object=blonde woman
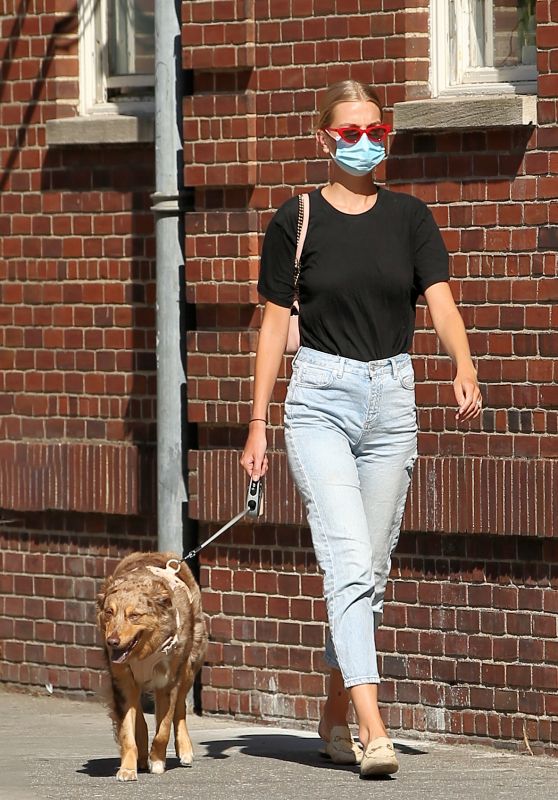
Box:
[241,80,481,777]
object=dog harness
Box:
[128,563,194,687]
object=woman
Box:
[241,80,481,777]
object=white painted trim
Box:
[438,81,537,97]
[430,0,537,97]
[78,0,99,114]
[78,0,154,116]
[97,0,109,105]
[462,65,538,85]
[429,0,444,98]
[84,99,155,116]
[484,0,494,69]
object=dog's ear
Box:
[95,591,107,633]
[154,593,173,610]
[95,577,114,615]
[96,591,106,614]
[148,577,173,610]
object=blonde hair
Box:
[317,80,383,129]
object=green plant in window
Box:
[517,0,536,65]
[517,0,536,48]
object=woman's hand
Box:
[454,364,482,422]
[240,420,269,479]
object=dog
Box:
[96,551,208,781]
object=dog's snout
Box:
[107,635,121,647]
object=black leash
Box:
[177,478,263,563]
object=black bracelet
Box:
[249,418,267,424]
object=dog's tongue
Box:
[110,648,129,664]
[110,637,137,663]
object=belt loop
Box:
[390,357,399,379]
[336,356,344,378]
[292,347,301,366]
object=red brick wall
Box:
[0,4,157,688]
[184,0,558,753]
[1,0,558,756]
[0,515,155,694]
[0,3,157,515]
[199,527,558,752]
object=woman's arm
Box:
[423,281,481,422]
[240,301,291,479]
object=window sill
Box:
[46,113,154,146]
[393,95,537,131]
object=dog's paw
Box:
[116,767,138,782]
[137,757,149,771]
[148,759,166,775]
[176,737,194,766]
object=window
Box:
[79,0,155,115]
[431,0,537,96]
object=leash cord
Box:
[179,478,263,562]
[181,508,248,562]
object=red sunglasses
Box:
[324,123,392,145]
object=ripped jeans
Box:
[284,347,418,688]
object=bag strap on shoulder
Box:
[293,193,310,290]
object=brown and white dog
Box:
[96,551,207,781]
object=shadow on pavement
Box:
[77,758,120,778]
[199,733,428,769]
[78,756,189,778]
[395,741,429,755]
[76,733,428,779]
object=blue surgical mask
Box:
[331,136,386,176]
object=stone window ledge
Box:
[46,113,154,146]
[393,95,537,131]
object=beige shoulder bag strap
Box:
[293,193,310,291]
[286,193,310,354]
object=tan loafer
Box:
[321,725,363,765]
[360,736,399,777]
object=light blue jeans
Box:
[284,347,418,688]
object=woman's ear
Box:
[316,129,332,156]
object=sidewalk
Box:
[1,689,555,800]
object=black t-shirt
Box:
[257,187,449,362]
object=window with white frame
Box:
[79,0,155,115]
[431,0,537,96]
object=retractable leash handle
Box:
[177,478,264,564]
[246,476,264,518]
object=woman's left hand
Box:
[454,366,482,422]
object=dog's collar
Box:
[159,632,179,654]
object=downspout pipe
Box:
[152,0,186,554]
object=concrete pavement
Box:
[0,689,555,800]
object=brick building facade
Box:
[1,0,558,754]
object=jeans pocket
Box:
[398,365,415,391]
[293,364,335,389]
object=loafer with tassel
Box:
[360,736,399,777]
[320,725,363,765]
